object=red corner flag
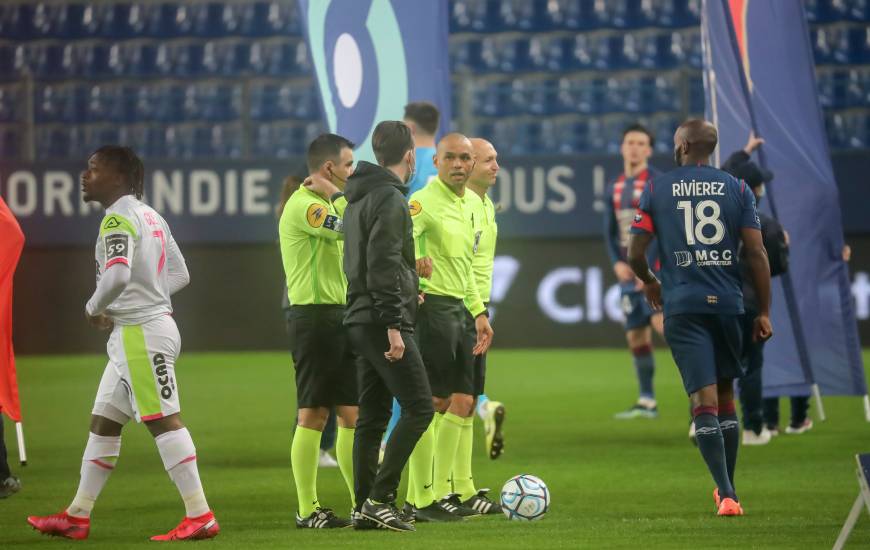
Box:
[0,196,24,422]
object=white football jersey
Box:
[94,195,185,325]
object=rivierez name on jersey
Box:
[671,180,726,197]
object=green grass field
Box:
[1,349,869,549]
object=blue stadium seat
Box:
[139,125,169,158]
[603,77,627,113]
[450,0,492,33]
[151,84,185,122]
[201,40,245,75]
[527,35,563,72]
[99,3,135,39]
[85,125,121,153]
[41,43,67,77]
[688,74,705,113]
[450,38,482,73]
[538,118,577,154]
[620,34,644,69]
[848,0,869,21]
[592,35,619,70]
[83,85,118,123]
[540,0,583,30]
[855,27,870,64]
[164,125,196,159]
[37,127,75,159]
[0,86,19,122]
[651,115,681,153]
[241,1,302,37]
[653,73,680,112]
[847,68,870,107]
[78,43,110,78]
[812,25,852,65]
[0,128,21,159]
[208,124,243,159]
[473,80,509,117]
[0,45,13,82]
[248,40,301,76]
[497,0,541,31]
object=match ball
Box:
[500,474,550,521]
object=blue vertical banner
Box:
[702,0,867,400]
[298,0,451,162]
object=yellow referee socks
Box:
[433,412,464,499]
[452,415,477,501]
[335,427,355,508]
[290,426,321,517]
[406,416,437,507]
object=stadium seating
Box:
[0,0,866,160]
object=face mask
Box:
[404,154,416,185]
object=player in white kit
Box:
[27,146,219,541]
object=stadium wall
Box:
[12,236,870,354]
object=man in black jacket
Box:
[343,120,434,532]
[722,135,790,445]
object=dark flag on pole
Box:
[702,0,868,413]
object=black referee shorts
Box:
[287,304,358,409]
[415,294,474,398]
[464,307,487,396]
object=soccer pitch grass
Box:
[2,350,870,549]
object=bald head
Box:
[468,138,499,191]
[435,133,475,190]
[674,119,718,166]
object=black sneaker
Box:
[295,507,352,529]
[462,489,502,515]
[413,500,464,522]
[352,509,382,531]
[400,503,416,524]
[440,493,480,517]
[360,499,415,532]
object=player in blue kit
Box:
[627,119,772,517]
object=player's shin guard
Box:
[67,433,121,518]
[155,428,210,518]
[718,401,740,487]
[632,345,655,400]
[290,426,322,517]
[336,427,356,507]
[433,412,464,499]
[406,417,436,506]
[693,407,736,500]
[452,415,477,501]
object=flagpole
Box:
[15,421,26,466]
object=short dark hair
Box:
[372,121,414,167]
[622,123,655,148]
[403,101,440,136]
[306,133,354,174]
[93,145,145,200]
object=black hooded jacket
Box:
[342,161,419,330]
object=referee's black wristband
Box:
[330,191,345,203]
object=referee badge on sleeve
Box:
[306,204,327,228]
[409,200,422,216]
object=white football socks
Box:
[67,432,121,518]
[155,427,210,518]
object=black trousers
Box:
[348,324,434,505]
[737,311,766,432]
[0,418,10,479]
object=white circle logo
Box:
[333,33,363,108]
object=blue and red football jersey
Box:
[630,165,761,317]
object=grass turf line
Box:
[1,349,869,549]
